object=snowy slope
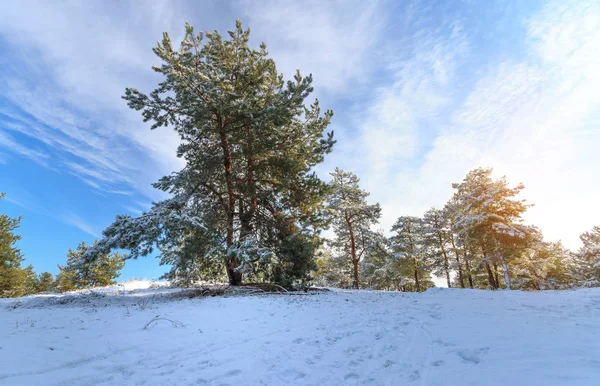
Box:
[1,284,599,385]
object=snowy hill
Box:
[1,283,599,385]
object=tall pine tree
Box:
[327,169,381,289]
[83,20,335,286]
[422,208,453,287]
[451,168,533,290]
[390,216,434,292]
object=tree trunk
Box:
[485,262,497,289]
[345,214,360,289]
[493,262,500,289]
[498,253,511,290]
[245,124,257,225]
[352,256,360,290]
[451,237,465,288]
[220,125,241,286]
[239,198,253,240]
[414,258,421,292]
[439,233,451,288]
[463,245,474,288]
[481,244,497,289]
[465,259,474,288]
[225,266,242,286]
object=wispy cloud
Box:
[0,0,185,198]
[3,187,100,237]
[238,0,384,94]
[0,130,50,167]
[362,18,468,184]
[2,187,53,217]
[60,211,100,238]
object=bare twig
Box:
[270,284,289,293]
[144,315,185,329]
[137,295,154,311]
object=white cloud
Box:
[0,130,50,167]
[362,23,467,188]
[0,0,187,198]
[2,187,53,217]
[2,186,101,237]
[60,211,100,238]
[238,0,384,94]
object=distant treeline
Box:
[1,193,124,298]
[315,168,600,291]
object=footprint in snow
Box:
[224,369,242,377]
[158,369,176,376]
[344,346,362,354]
[456,347,490,364]
[283,369,306,380]
[344,373,359,381]
[433,339,455,347]
[409,370,420,381]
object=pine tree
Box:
[82,20,334,286]
[158,229,227,285]
[451,168,533,290]
[390,216,434,292]
[36,272,55,292]
[360,234,398,290]
[0,193,28,298]
[443,198,470,288]
[57,241,125,291]
[422,208,453,287]
[313,246,355,289]
[327,169,381,289]
[511,236,572,290]
[262,220,321,288]
[22,265,39,295]
[576,226,600,286]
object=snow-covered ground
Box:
[1,283,599,385]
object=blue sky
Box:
[1,0,599,280]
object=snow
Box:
[1,283,600,385]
